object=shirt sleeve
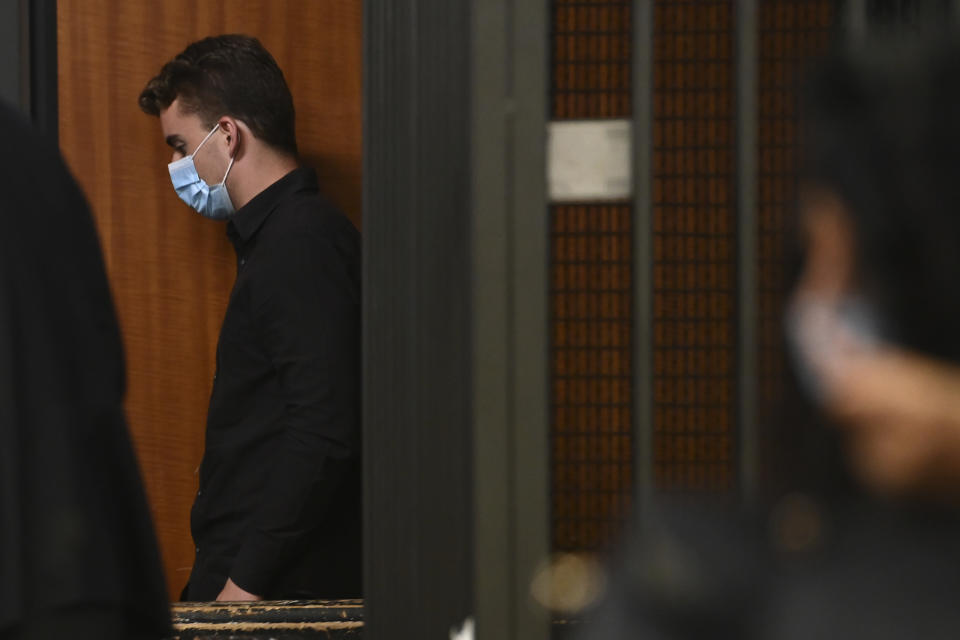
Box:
[228,225,361,596]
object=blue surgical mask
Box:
[168,124,236,220]
[785,294,883,403]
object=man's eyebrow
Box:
[165,135,185,149]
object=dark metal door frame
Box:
[364,1,549,638]
[472,0,549,637]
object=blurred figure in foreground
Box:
[0,102,170,639]
[585,37,960,640]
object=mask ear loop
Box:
[191,123,223,158]
[219,154,236,186]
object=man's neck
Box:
[228,152,299,210]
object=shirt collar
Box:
[227,167,319,246]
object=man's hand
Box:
[826,348,960,499]
[217,578,263,602]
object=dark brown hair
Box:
[139,34,297,156]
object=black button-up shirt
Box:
[187,168,361,600]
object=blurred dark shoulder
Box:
[0,100,125,402]
[582,497,766,640]
[584,494,960,640]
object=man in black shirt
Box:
[138,35,362,602]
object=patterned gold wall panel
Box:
[553,1,632,118]
[549,0,845,551]
[551,204,634,551]
[652,0,737,492]
[757,1,834,452]
[551,0,633,552]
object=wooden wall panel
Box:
[57,0,361,599]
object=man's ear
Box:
[217,117,241,157]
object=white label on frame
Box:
[548,119,632,202]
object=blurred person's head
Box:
[139,35,298,217]
[796,38,960,360]
[787,36,960,499]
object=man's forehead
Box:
[158,105,181,138]
[159,99,201,137]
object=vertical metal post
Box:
[509,0,549,637]
[736,0,759,504]
[473,0,511,630]
[364,1,473,637]
[473,0,548,638]
[847,0,868,46]
[632,0,655,515]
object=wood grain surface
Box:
[57,0,361,599]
